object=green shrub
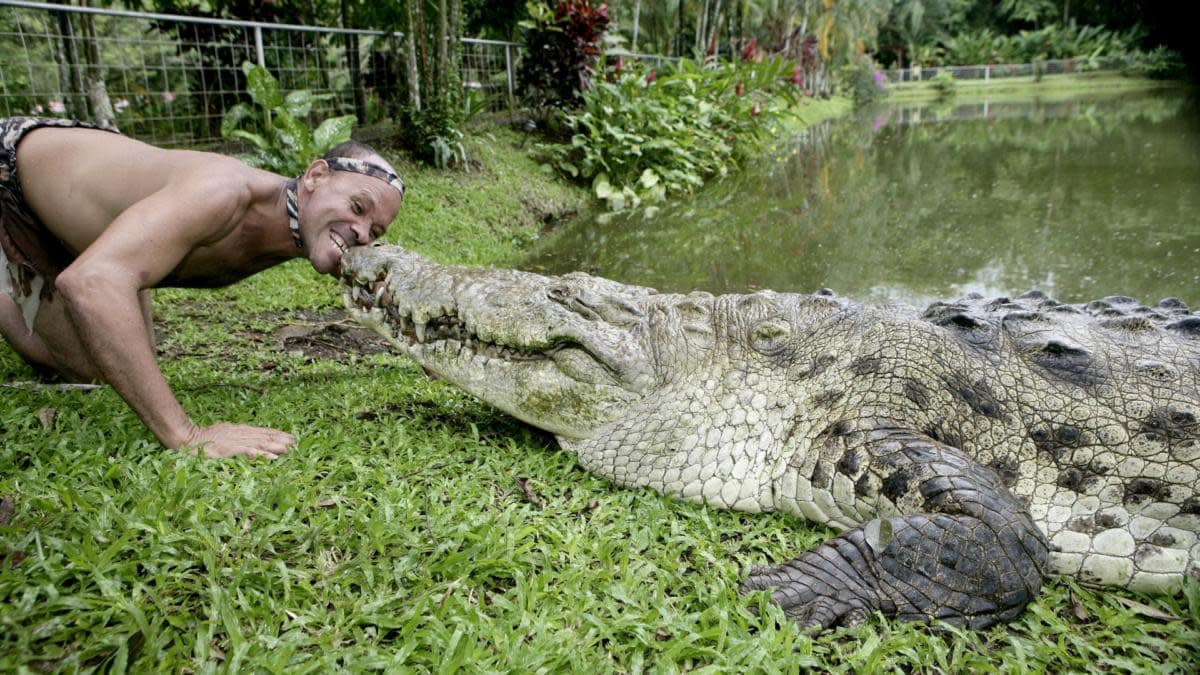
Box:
[220,62,355,176]
[835,57,889,107]
[930,71,956,99]
[1120,46,1188,79]
[392,0,467,168]
[517,0,610,122]
[937,23,1143,66]
[542,57,801,211]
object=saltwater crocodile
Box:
[341,243,1200,630]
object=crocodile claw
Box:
[740,558,876,631]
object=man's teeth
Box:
[332,233,348,254]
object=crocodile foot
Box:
[741,512,1046,631]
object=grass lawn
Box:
[886,70,1187,104]
[2,116,1199,672]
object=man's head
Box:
[292,140,405,274]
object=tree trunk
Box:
[675,0,686,57]
[75,2,116,129]
[435,0,448,92]
[53,8,87,119]
[340,0,366,124]
[405,1,421,111]
[415,0,431,96]
[631,0,641,52]
[449,0,461,89]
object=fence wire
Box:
[0,1,515,147]
[884,57,1120,83]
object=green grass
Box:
[3,124,1199,673]
[886,70,1187,103]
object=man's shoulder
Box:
[173,155,269,207]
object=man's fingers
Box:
[244,447,281,460]
[190,424,295,459]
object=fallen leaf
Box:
[1068,591,1090,622]
[655,627,672,641]
[317,498,338,508]
[1113,596,1183,621]
[439,579,462,607]
[575,499,600,516]
[515,477,543,508]
[36,407,56,430]
[285,610,299,621]
[0,496,14,526]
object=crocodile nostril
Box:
[547,286,574,303]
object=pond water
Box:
[523,87,1200,307]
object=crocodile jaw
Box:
[340,244,654,439]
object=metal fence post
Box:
[505,43,514,105]
[254,25,265,68]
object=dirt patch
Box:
[272,309,395,361]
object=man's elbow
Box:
[54,265,126,309]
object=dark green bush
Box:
[517,0,610,120]
[835,57,889,107]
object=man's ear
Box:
[301,159,331,191]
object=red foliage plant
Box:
[517,0,611,111]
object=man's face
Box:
[300,160,404,274]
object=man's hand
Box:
[182,423,295,459]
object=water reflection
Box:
[523,87,1200,307]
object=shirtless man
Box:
[0,117,404,459]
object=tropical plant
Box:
[517,0,611,120]
[543,56,803,211]
[929,69,956,98]
[835,55,889,107]
[220,62,356,176]
[1119,45,1187,79]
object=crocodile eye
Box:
[750,319,791,355]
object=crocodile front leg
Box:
[744,429,1049,630]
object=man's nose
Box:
[351,220,371,244]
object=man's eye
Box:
[352,202,363,214]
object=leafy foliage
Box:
[220,62,355,176]
[835,56,890,107]
[543,57,803,211]
[517,0,611,119]
[931,22,1145,66]
[392,0,467,167]
[930,70,957,98]
[1118,45,1188,79]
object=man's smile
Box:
[331,231,349,256]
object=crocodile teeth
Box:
[415,323,427,343]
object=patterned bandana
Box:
[284,158,406,250]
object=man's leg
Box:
[13,290,100,382]
[23,288,157,383]
[0,290,56,370]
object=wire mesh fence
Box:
[884,57,1121,83]
[0,0,519,147]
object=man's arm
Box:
[53,174,293,458]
